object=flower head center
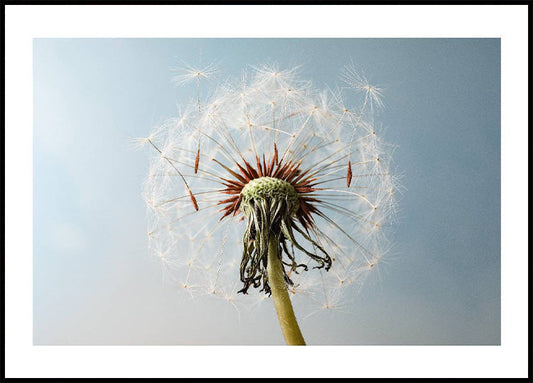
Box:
[214,151,332,295]
[241,176,299,215]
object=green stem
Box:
[267,235,306,345]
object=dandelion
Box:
[141,63,398,345]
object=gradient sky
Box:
[33,38,500,345]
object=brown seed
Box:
[267,154,276,176]
[255,155,263,177]
[188,189,199,211]
[346,160,353,188]
[217,195,239,205]
[236,161,253,181]
[194,146,200,174]
[213,159,247,184]
[232,194,242,216]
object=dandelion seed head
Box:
[143,62,399,316]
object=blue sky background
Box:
[34,38,500,345]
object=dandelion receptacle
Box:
[141,64,398,345]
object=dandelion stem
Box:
[267,235,306,346]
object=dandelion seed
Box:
[170,63,219,85]
[346,160,353,187]
[142,63,398,345]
